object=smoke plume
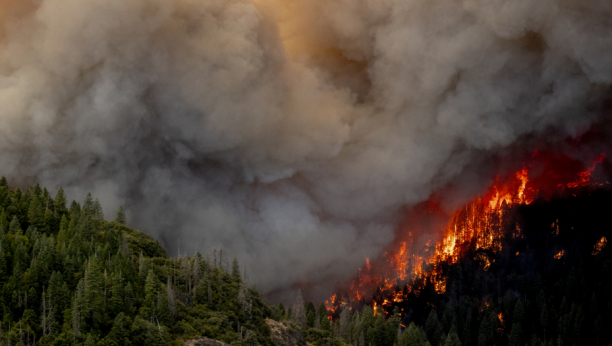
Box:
[0,0,611,300]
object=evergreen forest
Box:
[0,180,611,346]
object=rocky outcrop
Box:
[265,318,308,346]
[183,336,231,346]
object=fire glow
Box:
[592,237,608,256]
[325,153,607,315]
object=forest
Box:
[0,180,610,346]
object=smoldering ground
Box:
[0,0,611,302]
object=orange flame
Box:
[324,154,606,317]
[592,237,607,256]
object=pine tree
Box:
[93,198,104,220]
[400,322,423,346]
[509,323,523,346]
[317,302,330,331]
[291,290,307,328]
[541,303,549,340]
[71,297,81,346]
[114,206,126,225]
[54,188,67,214]
[513,299,525,326]
[166,277,176,319]
[425,309,440,343]
[141,270,159,319]
[337,305,352,339]
[9,215,20,234]
[28,194,45,232]
[305,301,316,328]
[277,303,286,319]
[444,331,462,346]
[238,283,252,320]
[109,274,125,317]
[231,257,240,280]
[82,193,94,216]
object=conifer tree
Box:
[113,205,127,225]
[513,299,525,326]
[541,303,549,340]
[277,303,286,319]
[142,270,159,319]
[305,301,316,328]
[83,193,94,216]
[444,331,462,346]
[109,274,125,317]
[291,290,307,328]
[509,323,523,346]
[93,198,104,220]
[54,187,67,214]
[400,322,422,346]
[9,215,20,234]
[317,302,330,331]
[166,277,176,319]
[231,257,240,280]
[28,194,45,231]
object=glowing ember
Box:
[551,219,559,236]
[592,237,608,255]
[554,250,564,259]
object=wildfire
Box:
[564,155,605,188]
[393,291,404,302]
[498,312,503,324]
[324,154,607,317]
[551,219,559,235]
[324,293,337,312]
[474,253,491,271]
[592,237,608,255]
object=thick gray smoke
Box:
[0,0,611,300]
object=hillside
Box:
[0,180,278,346]
[314,188,612,346]
[1,180,611,346]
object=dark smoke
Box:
[0,0,610,301]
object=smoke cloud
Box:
[0,0,611,301]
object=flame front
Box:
[325,154,607,316]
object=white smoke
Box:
[0,0,610,300]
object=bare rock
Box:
[265,318,309,346]
[183,336,231,346]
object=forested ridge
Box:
[1,180,611,346]
[0,180,277,346]
[298,189,612,346]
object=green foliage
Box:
[114,206,126,225]
[0,181,276,346]
[399,322,422,346]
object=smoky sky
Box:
[0,0,611,301]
